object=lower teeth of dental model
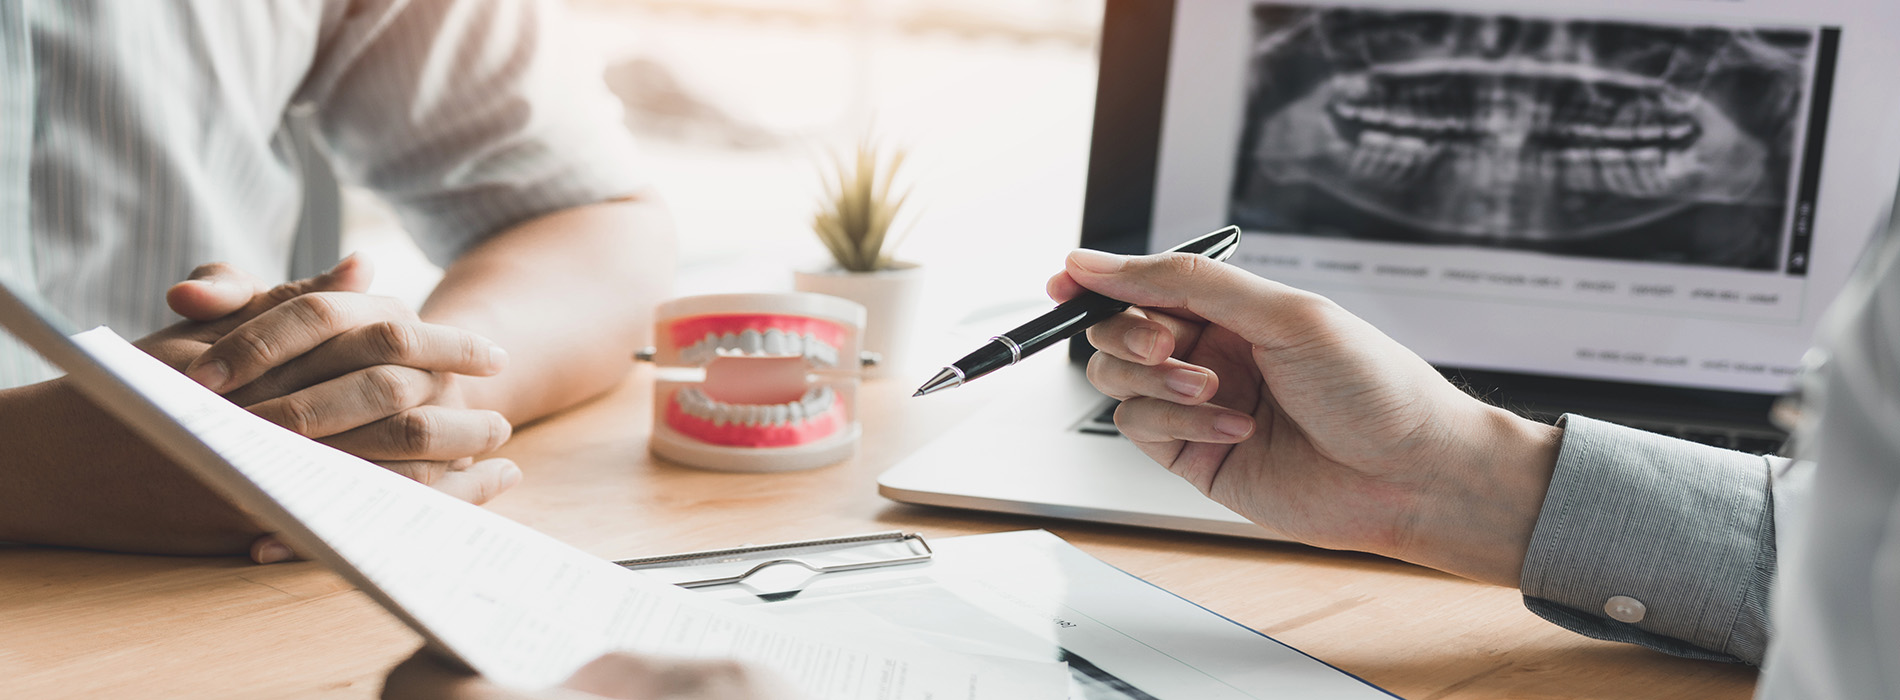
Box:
[673,386,836,428]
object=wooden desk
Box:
[0,363,1757,699]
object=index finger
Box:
[1063,249,1341,352]
[186,292,410,393]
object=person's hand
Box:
[383,648,800,700]
[1048,249,1563,586]
[149,258,521,562]
[134,257,375,373]
[175,257,516,506]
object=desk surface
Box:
[0,362,1757,699]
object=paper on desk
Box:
[68,327,1064,696]
[683,530,1397,699]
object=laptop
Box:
[879,0,1900,540]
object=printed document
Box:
[66,327,1064,697]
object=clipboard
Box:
[615,531,933,589]
[622,529,1399,699]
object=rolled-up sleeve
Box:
[1519,414,1783,664]
[298,0,644,264]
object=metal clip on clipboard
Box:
[614,531,933,589]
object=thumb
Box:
[1064,249,1332,351]
[178,252,378,327]
[167,254,375,324]
[166,263,269,321]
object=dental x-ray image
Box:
[1228,5,1830,271]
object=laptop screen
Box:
[1082,0,1900,417]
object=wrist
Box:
[1399,405,1563,587]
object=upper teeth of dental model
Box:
[677,329,840,368]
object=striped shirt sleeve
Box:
[1519,414,1781,664]
[296,0,645,265]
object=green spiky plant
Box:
[812,138,914,272]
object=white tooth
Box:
[719,332,738,355]
[1635,124,1663,141]
[806,386,835,415]
[739,329,763,355]
[1350,132,1389,179]
[1662,151,1694,180]
[803,333,836,368]
[748,405,766,427]
[1562,149,1595,191]
[1665,122,1694,141]
[1387,136,1427,183]
[1630,148,1666,195]
[764,328,788,355]
[770,404,790,426]
[1595,148,1635,196]
[788,400,806,424]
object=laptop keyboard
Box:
[1076,400,1787,456]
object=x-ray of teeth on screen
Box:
[1227,5,1827,272]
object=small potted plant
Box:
[793,136,926,378]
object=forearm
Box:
[1397,404,1563,588]
[0,379,259,554]
[419,193,675,424]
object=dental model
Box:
[647,293,864,472]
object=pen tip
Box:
[912,368,963,398]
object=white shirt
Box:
[0,0,643,387]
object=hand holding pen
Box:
[913,226,1241,397]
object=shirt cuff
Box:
[1519,415,1776,664]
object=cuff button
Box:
[1604,595,1647,624]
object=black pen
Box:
[913,226,1241,397]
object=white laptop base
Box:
[879,359,1283,541]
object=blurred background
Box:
[346,0,1106,344]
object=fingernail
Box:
[498,464,523,491]
[1069,249,1126,273]
[1125,327,1158,361]
[488,345,510,373]
[188,360,229,392]
[1214,413,1254,438]
[256,541,294,564]
[1165,369,1208,398]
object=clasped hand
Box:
[137,256,522,561]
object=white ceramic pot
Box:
[793,261,924,379]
